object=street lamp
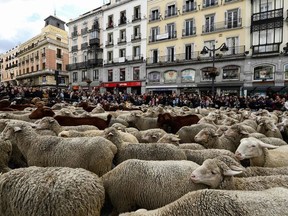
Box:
[200,43,229,101]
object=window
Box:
[42,62,45,70]
[167,4,176,17]
[201,67,218,80]
[120,29,126,41]
[203,0,217,8]
[252,28,282,53]
[226,37,239,55]
[108,15,113,27]
[151,27,159,42]
[181,69,195,82]
[134,6,141,20]
[93,69,99,81]
[152,49,158,63]
[56,48,62,58]
[119,49,126,58]
[167,23,176,38]
[133,25,141,39]
[108,51,113,62]
[285,65,288,80]
[148,72,160,82]
[82,70,87,81]
[164,70,177,83]
[36,65,39,71]
[204,15,215,33]
[151,9,159,21]
[59,77,65,84]
[226,9,239,29]
[185,44,194,60]
[120,68,125,81]
[133,67,140,80]
[108,69,113,81]
[167,47,175,62]
[133,46,141,59]
[254,65,274,81]
[108,33,113,44]
[73,72,78,82]
[120,11,127,25]
[184,0,196,12]
[222,65,240,80]
[31,66,34,72]
[184,19,195,36]
[57,63,62,71]
[73,54,77,64]
[203,40,215,57]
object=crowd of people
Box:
[0,84,288,111]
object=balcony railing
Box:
[182,27,196,37]
[146,45,246,64]
[183,2,197,13]
[81,42,89,50]
[118,37,127,45]
[71,45,78,52]
[165,8,177,18]
[203,0,218,8]
[118,17,127,26]
[131,34,141,41]
[202,18,242,33]
[132,13,141,22]
[149,31,177,42]
[89,38,100,46]
[149,14,160,22]
[252,8,283,22]
[103,55,144,65]
[106,22,114,29]
[224,0,241,3]
[252,43,280,55]
[81,27,88,35]
[105,41,114,47]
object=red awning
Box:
[102,81,141,88]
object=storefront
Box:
[102,81,142,94]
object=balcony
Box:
[149,14,160,22]
[182,27,196,37]
[202,18,242,33]
[104,55,144,65]
[146,45,246,65]
[105,41,114,48]
[81,27,88,35]
[87,58,103,67]
[252,8,283,23]
[71,31,78,38]
[35,55,39,60]
[252,43,280,55]
[71,45,78,52]
[202,0,218,8]
[224,0,241,3]
[66,63,78,71]
[118,37,127,45]
[132,13,141,22]
[81,42,89,50]
[149,31,177,43]
[106,22,114,30]
[182,2,197,13]
[90,22,100,32]
[131,34,141,42]
[118,17,127,26]
[165,9,177,18]
[89,38,100,46]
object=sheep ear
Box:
[258,141,278,149]
[229,165,245,172]
[171,137,180,142]
[13,126,22,132]
[49,119,55,123]
[223,169,243,176]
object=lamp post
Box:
[200,43,229,101]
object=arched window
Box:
[222,65,240,80]
[181,69,195,82]
[254,64,274,81]
[201,67,218,81]
[148,71,160,83]
[285,64,288,80]
[164,70,177,83]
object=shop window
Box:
[72,72,78,82]
[181,69,195,82]
[148,72,160,83]
[222,65,240,80]
[120,68,125,81]
[133,67,140,80]
[108,69,113,82]
[93,69,99,81]
[164,70,177,83]
[254,65,274,81]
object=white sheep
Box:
[0,166,105,216]
[235,137,288,167]
[119,187,288,216]
[2,121,117,176]
[101,159,207,215]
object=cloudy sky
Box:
[0,0,105,54]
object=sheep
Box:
[156,133,180,146]
[178,143,206,150]
[190,156,288,190]
[126,112,158,130]
[0,166,105,216]
[1,121,117,176]
[0,112,35,122]
[207,155,288,177]
[194,128,238,152]
[35,116,99,135]
[131,128,167,143]
[176,123,217,143]
[0,138,12,173]
[101,159,207,215]
[183,149,239,165]
[110,122,128,131]
[119,187,288,216]
[235,137,288,167]
[257,117,283,139]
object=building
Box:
[66,7,103,91]
[16,15,69,88]
[0,46,19,86]
[102,0,147,94]
[145,0,288,97]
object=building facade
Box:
[102,0,147,94]
[16,16,69,88]
[0,46,19,85]
[146,0,288,97]
[66,7,103,91]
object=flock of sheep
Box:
[0,101,288,216]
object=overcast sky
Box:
[0,0,104,54]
